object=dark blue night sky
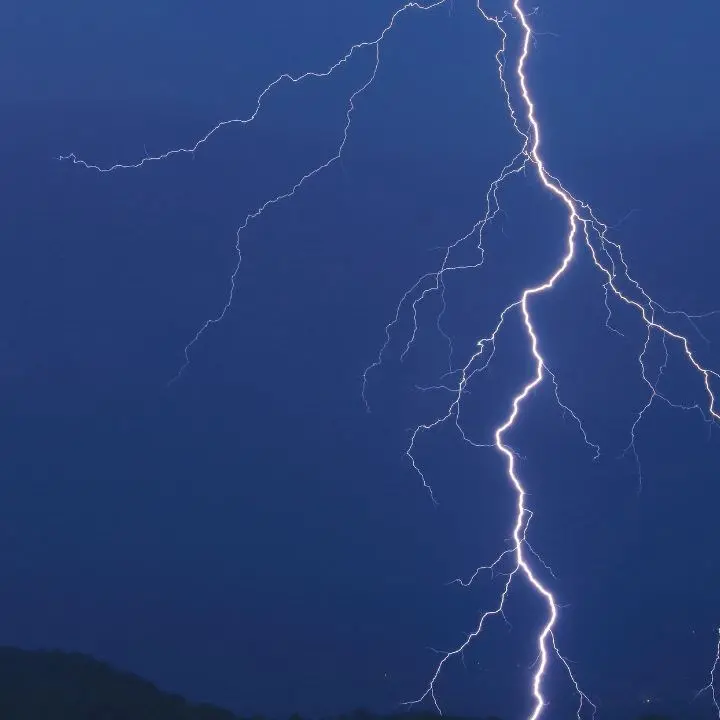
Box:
[2,1,720,719]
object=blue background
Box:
[2,1,720,718]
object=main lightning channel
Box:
[372,2,719,717]
[59,1,720,718]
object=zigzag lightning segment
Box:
[696,628,720,719]
[60,1,720,717]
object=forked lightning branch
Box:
[60,2,720,718]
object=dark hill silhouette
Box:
[0,647,491,720]
[0,646,679,720]
[0,646,236,720]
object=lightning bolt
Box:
[697,628,720,719]
[59,0,449,384]
[59,1,720,718]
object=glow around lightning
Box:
[60,1,720,718]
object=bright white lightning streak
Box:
[398,3,719,717]
[59,0,720,717]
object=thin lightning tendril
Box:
[696,628,720,719]
[60,1,720,717]
[59,0,448,383]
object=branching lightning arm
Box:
[60,2,720,718]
